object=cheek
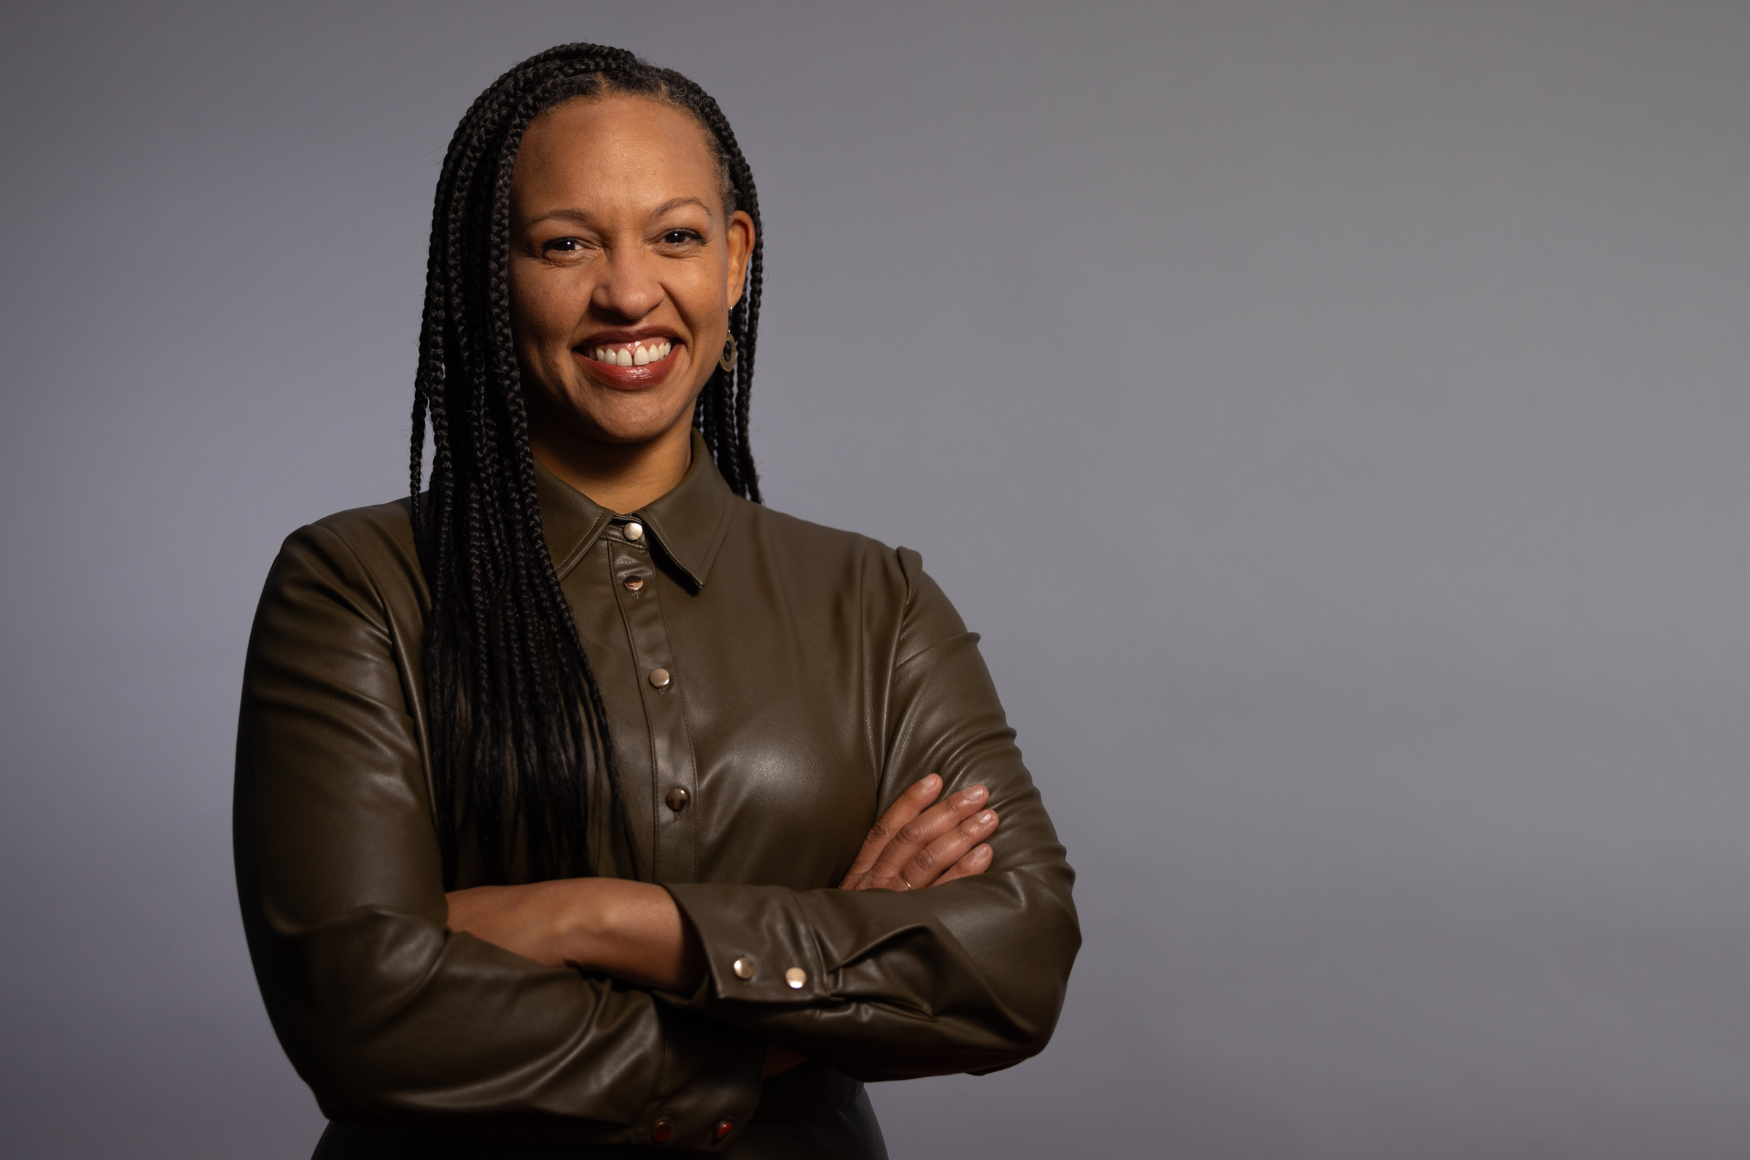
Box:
[670,260,731,327]
[511,268,587,348]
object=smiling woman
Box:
[233,43,1078,1160]
[509,96,756,514]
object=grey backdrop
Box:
[3,2,1747,1156]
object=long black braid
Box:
[409,44,765,887]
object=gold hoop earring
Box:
[718,333,737,372]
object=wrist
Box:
[550,878,621,971]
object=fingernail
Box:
[964,784,987,804]
[976,810,996,827]
[974,844,991,862]
[922,774,940,793]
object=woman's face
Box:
[509,94,754,451]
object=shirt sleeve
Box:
[665,547,1081,1082]
[234,520,764,1150]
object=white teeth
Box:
[591,341,673,365]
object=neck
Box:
[529,413,695,515]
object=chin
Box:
[592,424,686,446]
[584,403,696,446]
[535,380,679,441]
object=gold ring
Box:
[899,875,914,891]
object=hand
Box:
[839,773,998,892]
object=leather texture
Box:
[311,1088,888,1160]
[234,432,1079,1157]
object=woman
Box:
[235,43,1078,1159]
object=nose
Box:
[590,244,664,322]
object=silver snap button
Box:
[649,667,671,688]
[624,521,644,541]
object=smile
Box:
[584,339,675,368]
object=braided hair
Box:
[409,44,764,887]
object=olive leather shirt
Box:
[234,433,1080,1158]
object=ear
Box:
[724,209,755,307]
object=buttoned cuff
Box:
[637,1003,766,1150]
[665,883,834,1008]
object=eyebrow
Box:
[652,196,713,219]
[527,197,714,229]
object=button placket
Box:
[608,534,698,884]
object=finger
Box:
[899,809,997,890]
[869,785,989,886]
[931,843,994,887]
[844,773,940,881]
[839,774,940,888]
[865,784,989,888]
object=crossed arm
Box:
[240,526,1076,1137]
[445,773,999,1075]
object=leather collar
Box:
[533,428,736,590]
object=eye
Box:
[661,229,704,246]
[541,237,588,257]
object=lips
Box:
[573,336,681,389]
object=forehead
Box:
[513,94,722,215]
